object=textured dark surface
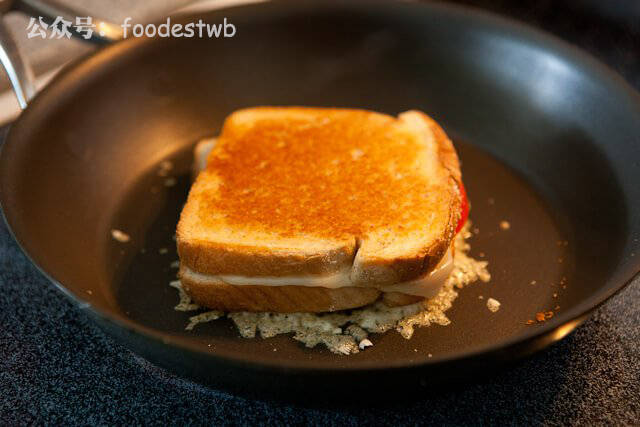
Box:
[1,1,639,424]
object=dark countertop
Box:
[1,1,639,424]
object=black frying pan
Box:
[1,0,639,398]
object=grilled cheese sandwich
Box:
[177,107,466,312]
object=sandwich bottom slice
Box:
[177,107,468,313]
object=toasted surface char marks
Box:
[198,107,448,240]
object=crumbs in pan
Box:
[486,298,501,312]
[110,229,130,243]
[170,223,490,355]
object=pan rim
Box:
[1,0,639,373]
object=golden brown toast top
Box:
[199,107,456,239]
[178,107,461,284]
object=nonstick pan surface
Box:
[1,1,639,396]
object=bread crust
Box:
[178,239,356,276]
[381,292,425,307]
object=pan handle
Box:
[0,0,122,109]
[0,18,34,109]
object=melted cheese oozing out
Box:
[188,138,454,298]
[181,248,453,298]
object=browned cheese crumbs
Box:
[110,229,130,243]
[486,298,501,312]
[170,223,490,355]
[169,280,200,312]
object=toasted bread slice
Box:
[180,267,381,312]
[381,292,425,307]
[177,107,462,312]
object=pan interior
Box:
[0,2,637,371]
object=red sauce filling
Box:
[455,182,469,234]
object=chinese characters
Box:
[26,16,98,39]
